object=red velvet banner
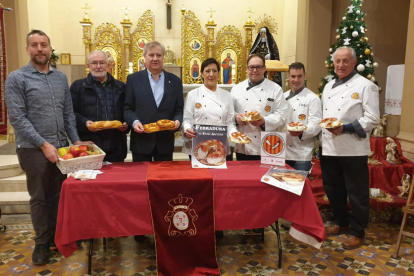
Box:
[0,7,7,135]
[147,161,220,276]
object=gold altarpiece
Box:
[80,10,155,82]
[131,10,155,73]
[80,6,280,85]
[180,9,207,84]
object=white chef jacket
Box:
[231,78,287,155]
[181,86,238,155]
[282,87,322,161]
[320,73,380,156]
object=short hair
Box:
[87,50,109,64]
[247,54,265,66]
[288,62,306,75]
[26,29,51,46]
[143,41,165,56]
[332,46,356,61]
[201,58,220,73]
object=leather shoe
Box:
[342,235,363,250]
[325,224,349,236]
[32,243,50,265]
[134,235,146,242]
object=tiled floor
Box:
[0,219,413,275]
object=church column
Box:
[396,0,414,161]
[121,19,132,82]
[244,22,254,80]
[205,22,216,59]
[80,20,92,77]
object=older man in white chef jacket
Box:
[320,46,380,250]
[283,62,321,171]
[231,54,287,160]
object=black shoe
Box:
[49,239,56,248]
[32,243,50,265]
[134,235,146,242]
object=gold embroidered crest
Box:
[351,93,359,99]
[195,103,202,109]
[164,194,198,236]
[298,114,306,121]
[264,106,271,112]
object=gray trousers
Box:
[17,148,66,245]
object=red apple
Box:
[69,146,81,157]
[79,151,90,157]
[62,153,74,160]
[78,145,88,152]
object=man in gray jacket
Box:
[5,30,87,265]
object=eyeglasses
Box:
[89,62,107,67]
[247,65,264,71]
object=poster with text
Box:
[261,167,308,196]
[191,124,228,169]
[260,132,286,166]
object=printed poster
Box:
[261,167,308,196]
[191,124,228,169]
[260,132,286,166]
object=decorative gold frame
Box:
[254,13,278,34]
[181,9,207,84]
[131,10,155,73]
[215,26,244,84]
[61,53,71,65]
[92,23,123,80]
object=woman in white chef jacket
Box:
[182,58,238,160]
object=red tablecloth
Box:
[56,161,325,258]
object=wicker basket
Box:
[56,144,106,174]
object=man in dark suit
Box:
[124,41,184,161]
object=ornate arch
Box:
[215,26,244,84]
[92,23,123,80]
[181,10,207,84]
[131,10,155,72]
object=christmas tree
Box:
[318,0,379,94]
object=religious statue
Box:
[372,114,389,137]
[222,53,234,84]
[385,137,401,165]
[368,151,382,165]
[397,174,411,198]
[249,26,282,87]
[191,60,199,78]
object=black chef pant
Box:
[320,154,369,238]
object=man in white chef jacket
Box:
[283,62,321,171]
[320,47,380,250]
[231,54,287,160]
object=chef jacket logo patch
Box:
[298,114,306,121]
[351,93,359,99]
[264,106,271,112]
[164,194,198,237]
[195,103,202,109]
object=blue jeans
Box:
[286,160,312,172]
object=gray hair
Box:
[332,46,356,61]
[87,50,109,64]
[143,41,165,56]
